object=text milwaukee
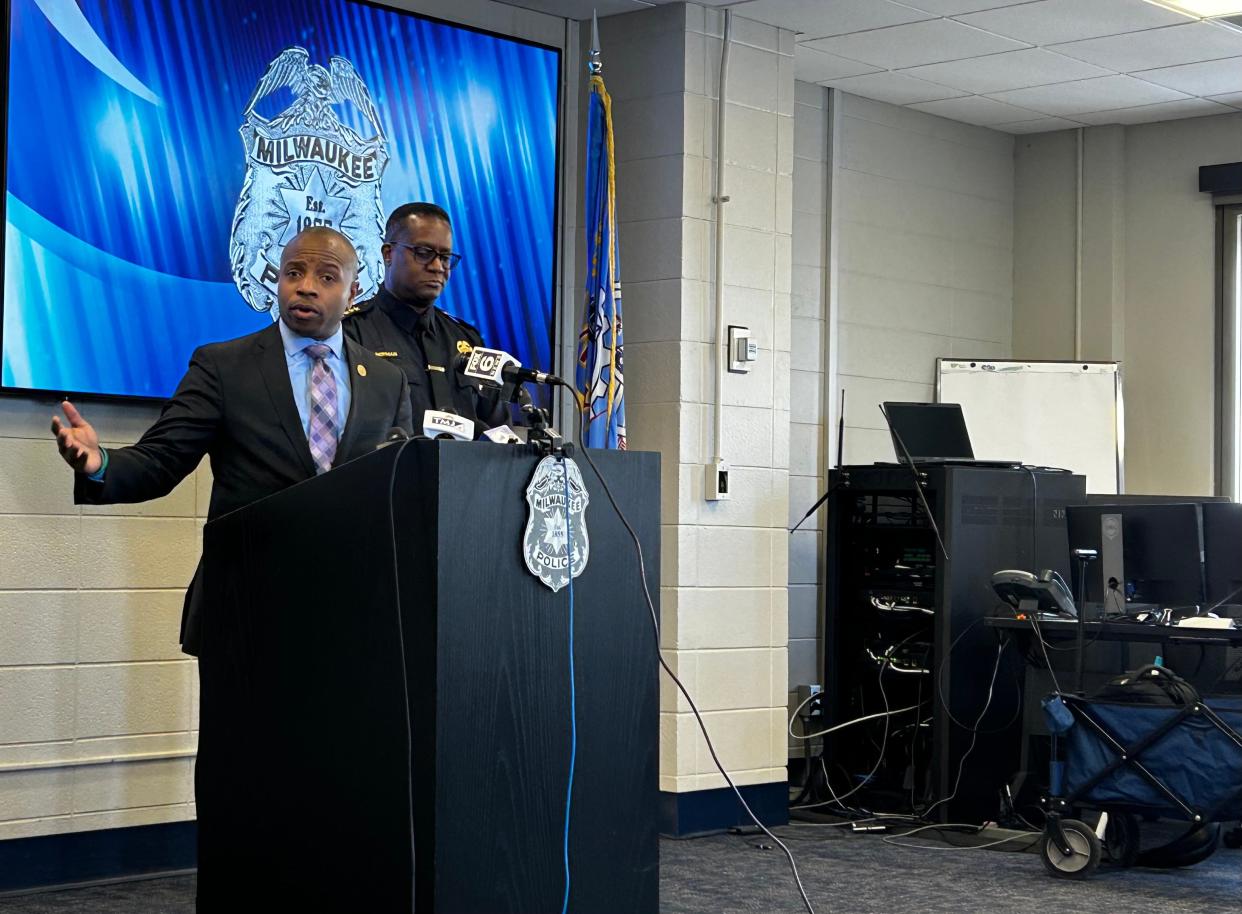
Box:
[252,135,377,181]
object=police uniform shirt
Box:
[342,286,506,429]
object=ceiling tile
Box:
[955,0,1193,47]
[732,0,932,39]
[823,70,970,106]
[1050,21,1242,72]
[993,116,1087,134]
[899,0,1033,13]
[900,48,1112,94]
[803,18,1030,69]
[1134,55,1242,95]
[1072,97,1236,126]
[794,45,881,83]
[1208,91,1242,109]
[989,74,1192,115]
[513,0,651,14]
[908,94,1045,125]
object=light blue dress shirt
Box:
[278,319,352,441]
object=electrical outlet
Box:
[706,459,731,501]
[796,683,823,718]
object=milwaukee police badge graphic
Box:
[231,47,389,315]
[524,457,589,592]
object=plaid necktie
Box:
[305,343,339,474]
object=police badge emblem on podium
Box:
[230,46,389,316]
[524,457,590,593]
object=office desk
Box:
[985,615,1242,809]
[985,615,1242,648]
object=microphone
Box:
[483,424,526,444]
[421,409,474,441]
[458,348,563,388]
[376,426,410,449]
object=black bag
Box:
[1092,665,1199,707]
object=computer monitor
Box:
[1065,504,1204,608]
[1202,502,1242,605]
[882,402,974,462]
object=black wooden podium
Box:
[197,440,660,913]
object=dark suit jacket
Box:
[74,322,412,654]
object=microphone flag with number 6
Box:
[575,19,626,450]
[463,347,520,387]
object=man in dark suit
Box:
[344,202,507,432]
[51,226,412,655]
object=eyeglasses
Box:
[387,241,463,270]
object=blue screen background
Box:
[3,0,558,398]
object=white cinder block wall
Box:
[605,3,793,795]
[1013,113,1242,495]
[834,93,1015,466]
[784,89,1016,757]
[0,398,201,839]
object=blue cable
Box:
[560,457,577,914]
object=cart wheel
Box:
[1042,819,1101,879]
[1103,811,1141,868]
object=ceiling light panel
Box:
[1148,1,1242,16]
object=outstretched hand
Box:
[51,400,103,475]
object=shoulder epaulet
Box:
[438,308,483,342]
[343,296,378,319]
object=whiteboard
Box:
[936,360,1123,494]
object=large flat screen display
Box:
[3,0,559,399]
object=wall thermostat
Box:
[727,325,757,374]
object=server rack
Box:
[820,464,1086,823]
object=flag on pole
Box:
[576,15,626,450]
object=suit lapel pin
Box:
[357,364,367,377]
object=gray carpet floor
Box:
[0,831,1237,913]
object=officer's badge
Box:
[231,47,389,317]
[523,457,589,592]
[457,340,473,356]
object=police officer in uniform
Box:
[343,202,506,431]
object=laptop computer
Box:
[881,402,1020,468]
